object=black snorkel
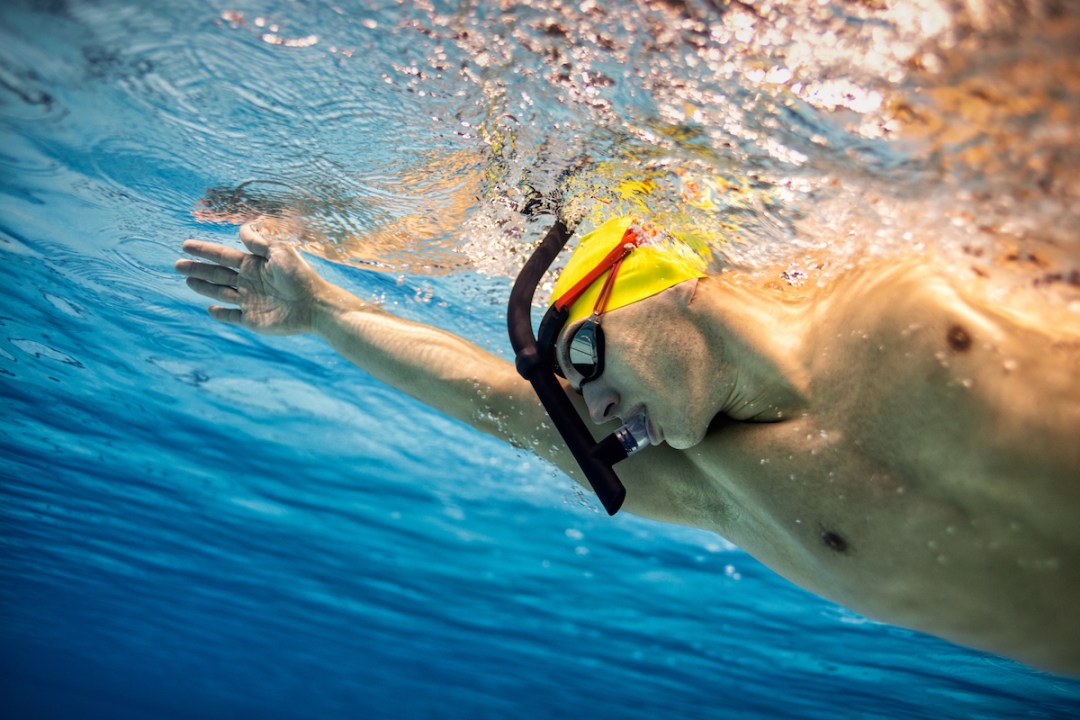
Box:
[507,221,651,515]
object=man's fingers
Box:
[239,222,272,258]
[175,259,239,287]
[185,277,241,304]
[182,240,247,269]
[208,305,244,325]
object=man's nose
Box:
[582,382,620,424]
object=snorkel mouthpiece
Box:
[614,414,655,456]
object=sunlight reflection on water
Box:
[159,0,1080,310]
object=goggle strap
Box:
[591,255,625,319]
[552,227,641,313]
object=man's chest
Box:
[686,417,981,593]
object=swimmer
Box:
[176,216,1080,676]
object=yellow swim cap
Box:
[551,215,709,328]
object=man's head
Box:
[538,215,710,447]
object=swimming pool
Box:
[2,0,1079,717]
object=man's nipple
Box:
[822,530,849,553]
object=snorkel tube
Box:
[507,221,652,515]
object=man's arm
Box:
[175,222,703,522]
[176,222,554,449]
[309,265,550,451]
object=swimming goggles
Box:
[540,226,641,383]
[508,221,649,515]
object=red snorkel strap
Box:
[590,254,625,319]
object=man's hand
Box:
[175,221,330,335]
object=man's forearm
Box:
[310,282,558,453]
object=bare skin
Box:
[177,221,1080,676]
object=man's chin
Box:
[664,414,729,449]
[665,429,706,450]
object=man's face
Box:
[556,283,716,450]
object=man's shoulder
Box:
[824,256,1080,340]
[804,260,972,375]
[812,257,1070,361]
[822,258,956,320]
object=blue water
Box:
[3,1,1079,718]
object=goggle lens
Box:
[568,319,604,382]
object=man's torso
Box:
[665,262,1080,672]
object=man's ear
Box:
[673,277,701,309]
